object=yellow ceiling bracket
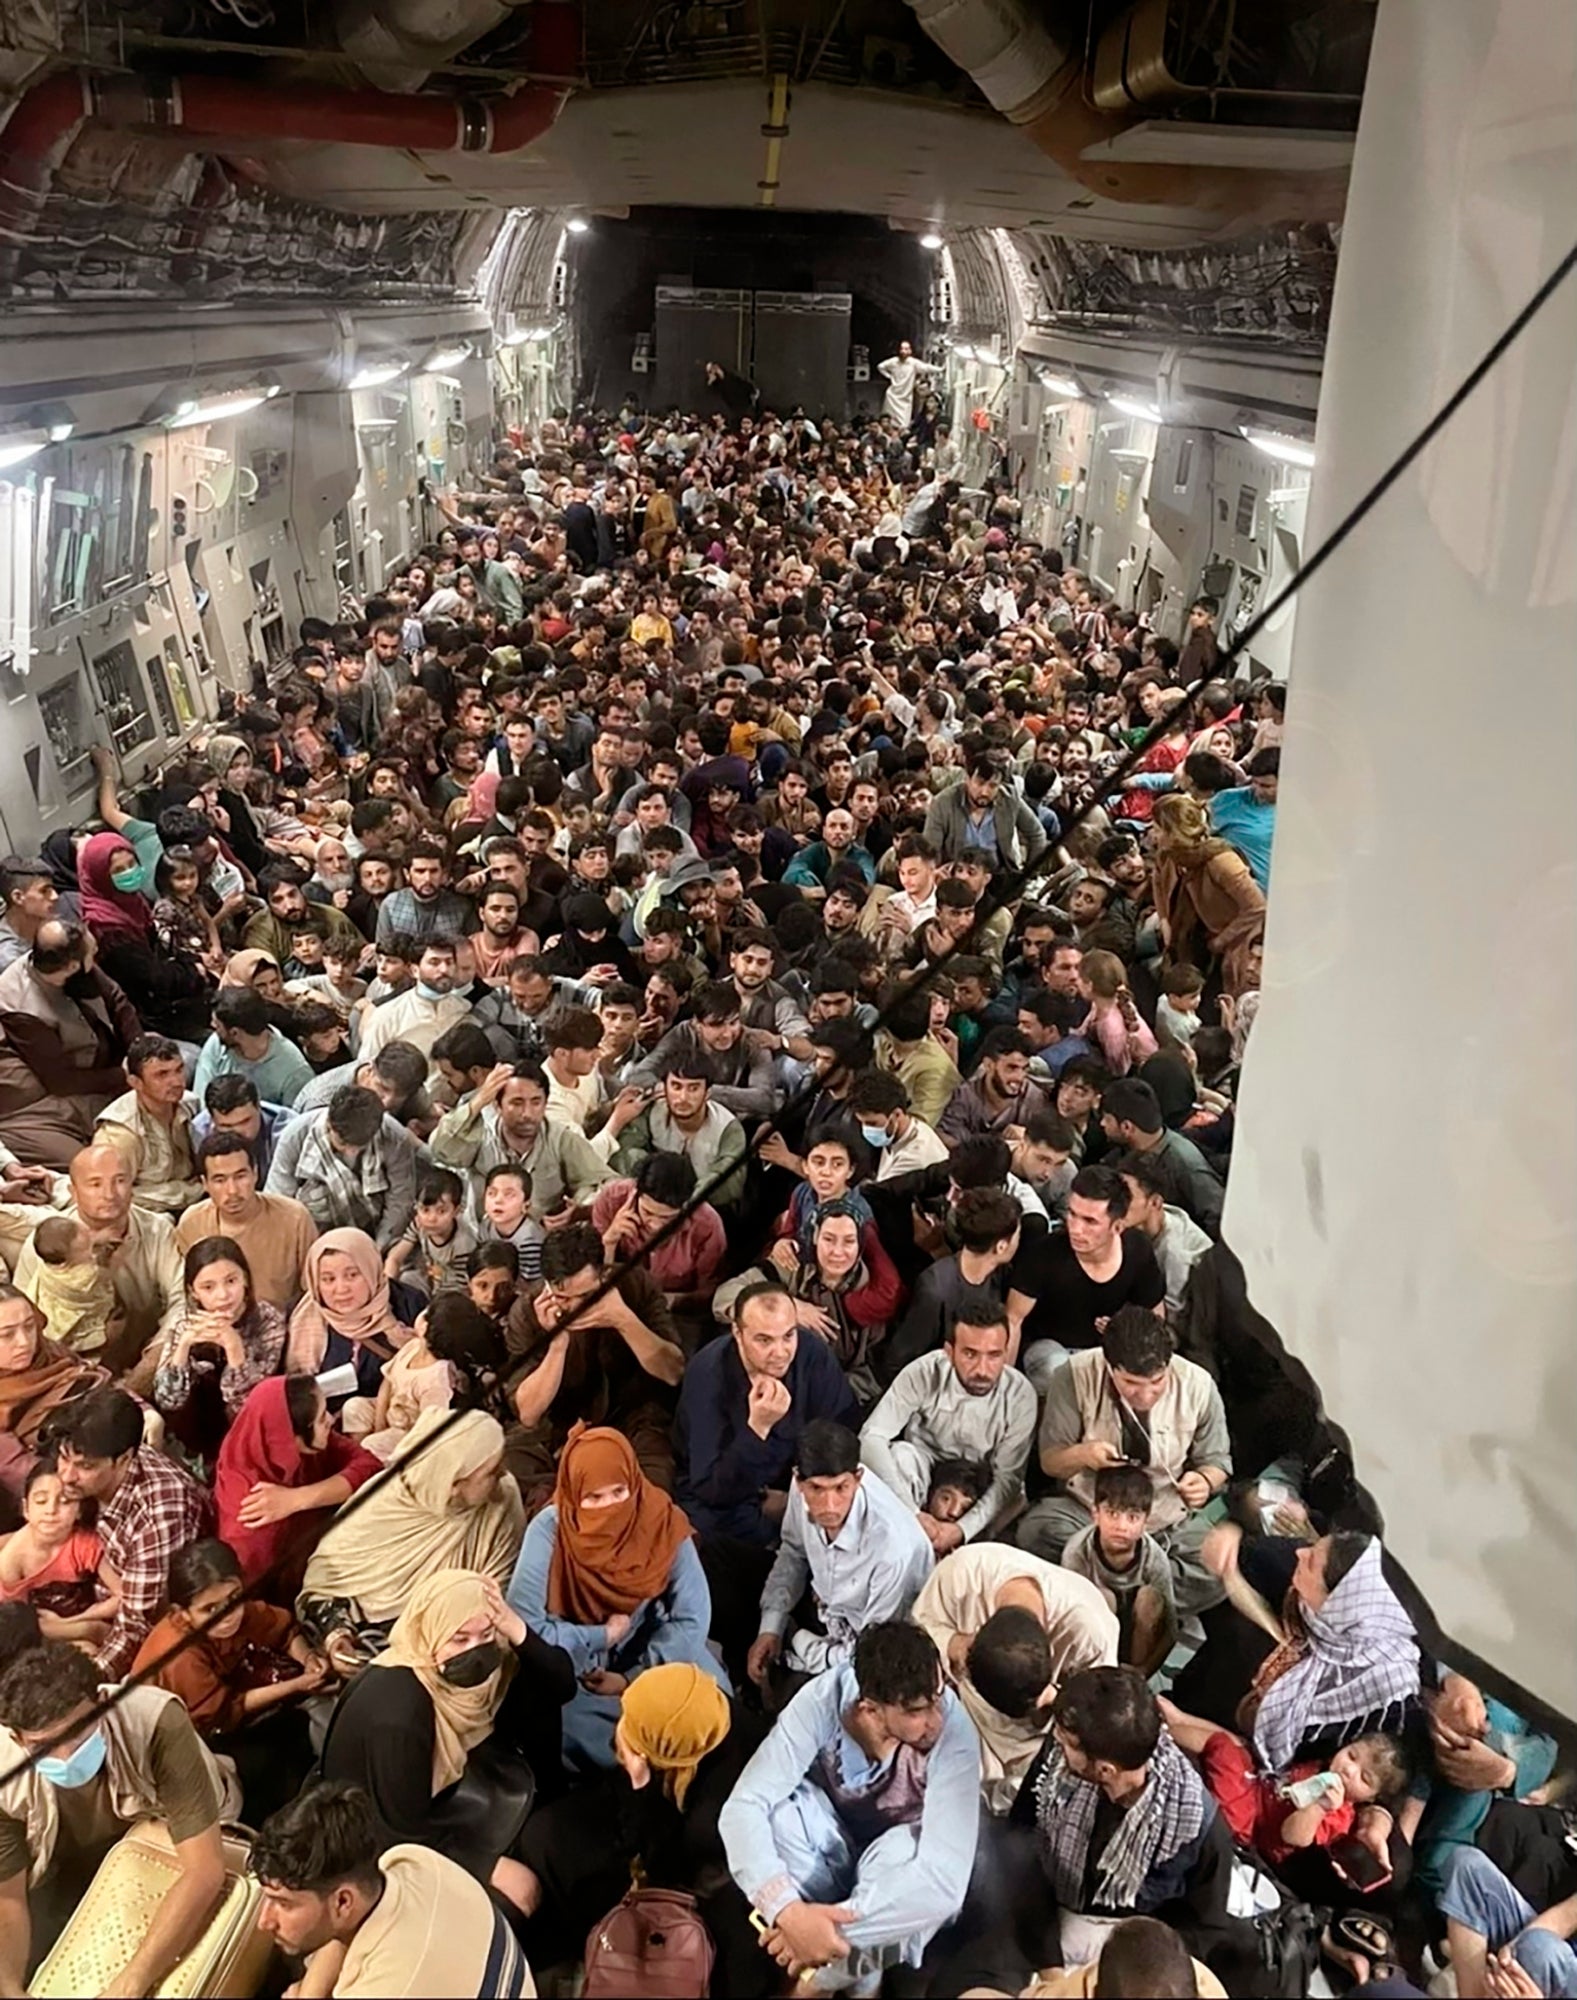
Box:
[758,72,789,208]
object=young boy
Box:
[1161,1696,1410,1874]
[480,1163,544,1281]
[946,956,999,1072]
[288,938,367,1021]
[385,1166,478,1297]
[365,937,418,1010]
[28,1216,122,1354]
[925,1457,992,1529]
[291,999,347,1075]
[286,926,327,981]
[1061,1465,1178,1677]
[1156,963,1207,1051]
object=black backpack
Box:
[1248,1896,1328,1998]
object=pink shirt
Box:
[590,1179,727,1294]
[1082,1001,1158,1077]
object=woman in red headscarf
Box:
[504,1425,727,1771]
[76,830,211,1042]
[213,1373,382,1598]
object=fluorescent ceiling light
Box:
[1242,426,1316,468]
[420,343,472,375]
[167,390,269,429]
[0,435,48,470]
[952,343,975,361]
[47,422,73,443]
[565,217,590,234]
[919,231,944,250]
[1038,371,1082,398]
[350,360,407,390]
[1107,395,1162,422]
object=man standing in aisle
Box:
[878,341,942,432]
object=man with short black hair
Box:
[1012,1165,1166,1391]
[0,1640,230,1991]
[1112,1151,1212,1316]
[357,935,470,1067]
[861,1296,1037,1554]
[503,1217,684,1499]
[886,1188,1029,1373]
[293,1041,433,1133]
[1018,1307,1230,1613]
[912,1541,1117,1813]
[194,987,314,1109]
[175,1129,316,1311]
[752,1420,933,1686]
[1099,1080,1223,1235]
[720,1621,980,1989]
[95,1033,198,1215]
[265,1084,418,1250]
[52,1385,210,1676]
[938,1027,1049,1145]
[924,755,1048,871]
[610,1056,750,1210]
[251,1780,530,1998]
[627,981,778,1120]
[0,855,57,970]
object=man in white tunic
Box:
[878,341,941,430]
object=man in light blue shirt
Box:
[720,1621,979,1988]
[751,1422,933,1685]
[192,989,314,1108]
[1206,748,1278,892]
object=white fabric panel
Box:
[1225,0,1577,1716]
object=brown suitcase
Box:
[29,1819,273,1999]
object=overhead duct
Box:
[333,0,566,95]
[0,2,576,257]
[903,0,1348,230]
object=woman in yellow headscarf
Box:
[319,1565,575,1913]
[512,1661,762,1971]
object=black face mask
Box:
[439,1641,503,1689]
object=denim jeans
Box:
[1439,1848,1577,1997]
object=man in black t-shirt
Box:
[1015,1166,1164,1394]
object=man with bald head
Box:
[13,1141,184,1385]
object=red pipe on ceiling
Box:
[0,4,577,238]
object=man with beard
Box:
[356,936,470,1066]
[373,839,475,950]
[727,928,813,1063]
[465,883,537,988]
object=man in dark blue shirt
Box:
[676,1280,860,1546]
[674,1279,859,1681]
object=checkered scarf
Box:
[294,1113,390,1231]
[1034,1727,1206,1912]
[1253,1539,1420,1774]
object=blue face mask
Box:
[416,980,449,1002]
[110,864,150,897]
[38,1728,107,1790]
[859,1123,891,1149]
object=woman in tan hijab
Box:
[1150,792,1267,998]
[318,1565,574,1912]
[300,1407,524,1632]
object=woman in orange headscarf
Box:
[504,1424,729,1770]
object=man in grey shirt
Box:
[751,1420,933,1689]
[293,1041,433,1131]
[861,1292,1037,1557]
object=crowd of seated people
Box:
[0,398,1563,2000]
